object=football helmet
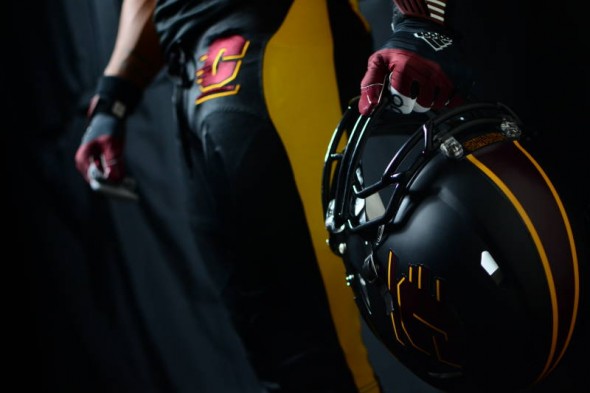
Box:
[322,97,580,391]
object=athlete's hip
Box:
[168,33,269,119]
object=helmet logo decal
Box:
[386,250,462,369]
[195,35,250,104]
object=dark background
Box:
[4,1,588,392]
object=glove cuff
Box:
[88,76,143,119]
[393,16,450,35]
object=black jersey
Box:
[154,0,294,58]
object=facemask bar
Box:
[323,99,523,252]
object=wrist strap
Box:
[87,76,142,119]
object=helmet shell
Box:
[325,102,580,391]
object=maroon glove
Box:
[359,18,472,115]
[75,76,141,184]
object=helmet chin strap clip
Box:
[361,253,379,283]
[361,252,396,315]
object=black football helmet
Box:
[322,98,580,391]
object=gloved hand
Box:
[75,76,142,184]
[359,18,472,115]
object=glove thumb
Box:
[358,54,390,116]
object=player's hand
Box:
[75,109,127,183]
[359,18,472,115]
[74,76,141,184]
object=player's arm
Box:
[358,0,472,115]
[75,0,164,187]
[391,0,450,26]
[104,0,164,87]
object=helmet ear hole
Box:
[322,101,581,392]
[363,192,385,221]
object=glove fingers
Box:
[75,135,125,183]
[359,54,391,115]
[414,81,436,110]
[431,83,453,110]
[391,55,455,112]
[388,63,414,98]
[75,143,100,182]
[389,67,424,114]
[387,85,415,114]
[100,137,125,182]
[359,84,385,116]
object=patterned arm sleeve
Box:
[392,0,449,26]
